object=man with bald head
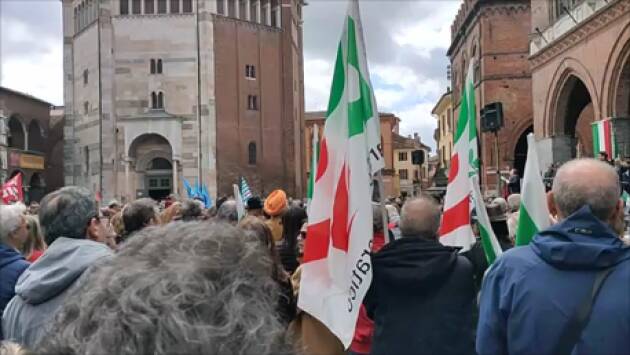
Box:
[364,195,475,355]
[477,158,630,355]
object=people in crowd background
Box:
[477,159,630,355]
[2,187,114,348]
[215,199,238,224]
[239,217,296,326]
[278,206,307,275]
[246,196,264,218]
[35,222,294,355]
[264,190,289,243]
[365,195,475,355]
[506,193,521,241]
[159,201,182,224]
[0,203,29,341]
[179,199,204,221]
[507,168,521,194]
[121,198,160,239]
[20,215,46,263]
[26,202,39,217]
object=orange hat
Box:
[264,189,288,217]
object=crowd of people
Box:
[0,158,629,354]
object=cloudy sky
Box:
[0,0,460,149]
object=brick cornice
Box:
[530,0,630,70]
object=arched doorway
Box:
[27,120,44,152]
[29,173,45,203]
[128,134,173,200]
[146,157,172,200]
[513,126,533,175]
[8,116,25,150]
[554,75,596,158]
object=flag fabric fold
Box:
[592,119,617,159]
[438,61,478,252]
[233,184,245,221]
[240,177,253,203]
[299,0,381,348]
[515,133,550,246]
[1,173,23,204]
[307,124,320,211]
[471,176,503,263]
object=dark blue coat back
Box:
[477,206,630,355]
[0,243,29,340]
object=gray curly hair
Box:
[38,186,97,244]
[36,222,294,355]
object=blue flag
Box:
[183,179,194,198]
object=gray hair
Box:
[37,222,293,355]
[0,341,29,355]
[39,187,97,244]
[180,199,204,221]
[372,204,387,233]
[122,198,158,235]
[0,203,26,244]
[399,195,441,239]
[216,199,238,223]
[552,158,620,221]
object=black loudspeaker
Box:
[480,102,504,133]
[412,150,425,165]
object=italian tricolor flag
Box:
[515,133,550,246]
[298,0,384,348]
[439,61,502,263]
[306,124,319,211]
[592,119,617,159]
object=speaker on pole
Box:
[480,102,504,133]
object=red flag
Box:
[1,173,24,204]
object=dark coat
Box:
[0,243,29,340]
[477,206,630,355]
[364,237,476,355]
[507,175,521,194]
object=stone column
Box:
[124,158,131,201]
[256,0,261,23]
[265,1,271,26]
[235,0,240,18]
[246,0,251,21]
[172,158,179,196]
[274,3,280,28]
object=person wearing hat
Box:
[264,190,288,243]
[246,196,264,218]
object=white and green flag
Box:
[515,133,550,246]
[307,124,319,211]
[299,0,382,348]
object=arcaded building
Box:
[448,0,532,193]
[530,0,630,168]
[62,0,305,202]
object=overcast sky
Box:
[0,0,460,149]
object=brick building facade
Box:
[530,0,630,167]
[62,0,304,202]
[0,87,64,202]
[448,0,532,193]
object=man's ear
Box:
[86,217,99,241]
[547,191,557,218]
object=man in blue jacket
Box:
[477,158,630,355]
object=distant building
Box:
[304,111,400,198]
[392,132,431,197]
[62,0,305,202]
[0,87,64,202]
[431,89,453,170]
[530,0,630,167]
[448,0,532,193]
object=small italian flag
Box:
[307,124,319,211]
[592,119,617,159]
[515,133,550,246]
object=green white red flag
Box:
[515,133,550,246]
[298,0,382,348]
[438,62,479,251]
[307,124,319,211]
[592,119,617,159]
[471,176,503,263]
